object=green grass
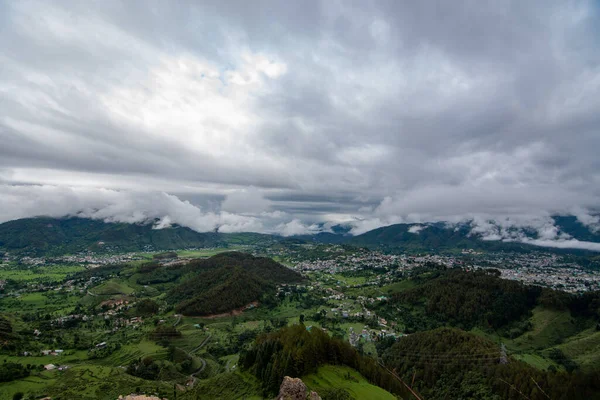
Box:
[0,372,58,399]
[555,328,600,371]
[1,350,89,366]
[220,354,240,372]
[90,279,135,296]
[0,264,85,282]
[379,280,416,295]
[1,292,81,315]
[340,322,368,338]
[512,353,557,370]
[97,340,167,367]
[46,364,173,400]
[303,365,397,400]
[331,274,369,286]
[511,307,578,351]
[176,248,238,258]
[183,371,263,399]
[171,329,209,353]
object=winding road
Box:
[187,333,212,387]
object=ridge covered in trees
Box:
[385,266,600,333]
[3,215,600,257]
[394,268,541,329]
[240,324,409,398]
[382,327,600,399]
[0,217,224,256]
[162,252,305,316]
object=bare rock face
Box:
[309,390,322,400]
[277,376,308,400]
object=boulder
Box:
[277,376,307,400]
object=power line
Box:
[530,376,551,400]
[378,360,425,400]
[499,378,531,400]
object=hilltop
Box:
[158,252,305,316]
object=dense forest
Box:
[162,252,304,316]
[382,327,600,399]
[384,266,600,335]
[0,217,224,256]
[394,268,541,329]
[240,324,410,398]
[241,323,600,400]
[0,315,20,350]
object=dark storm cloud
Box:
[1,0,600,246]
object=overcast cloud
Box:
[1,0,600,247]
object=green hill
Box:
[382,327,600,400]
[342,219,600,254]
[240,324,409,398]
[349,222,545,253]
[2,215,599,256]
[0,217,225,256]
[161,252,305,316]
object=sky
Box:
[1,0,600,247]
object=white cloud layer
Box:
[0,184,304,236]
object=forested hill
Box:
[161,252,305,316]
[342,218,600,253]
[2,215,600,256]
[0,217,225,256]
[382,327,600,399]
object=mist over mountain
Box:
[1,0,600,254]
[344,218,600,253]
[2,215,600,256]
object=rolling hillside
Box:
[161,252,305,316]
[0,217,225,256]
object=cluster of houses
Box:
[283,244,600,294]
[21,349,64,357]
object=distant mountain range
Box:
[1,215,599,256]
[323,217,600,254]
[0,217,225,256]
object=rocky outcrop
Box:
[276,376,321,400]
[308,390,322,400]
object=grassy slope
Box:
[183,371,263,399]
[0,264,85,282]
[555,328,600,371]
[511,307,579,351]
[90,279,135,296]
[303,365,397,400]
[473,306,590,371]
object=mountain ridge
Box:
[1,215,600,256]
